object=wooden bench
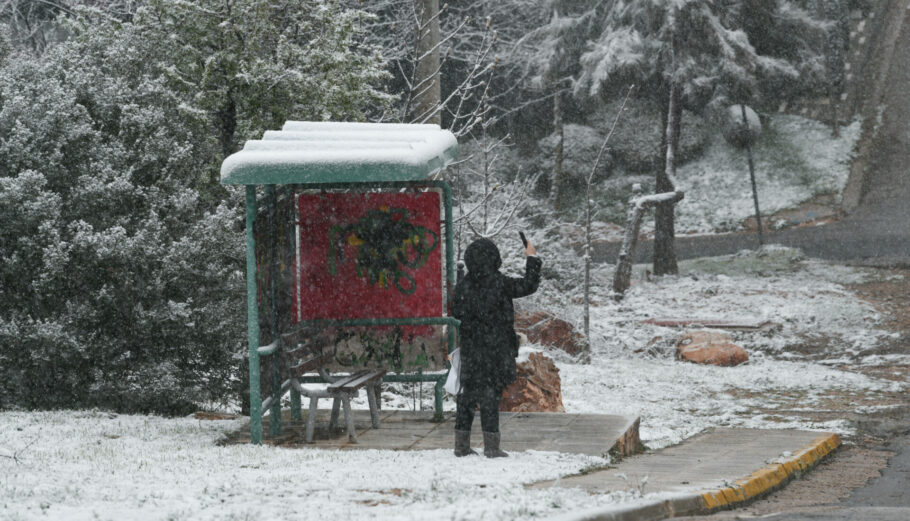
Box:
[284,350,386,443]
[258,316,459,443]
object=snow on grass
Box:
[2,247,903,519]
[674,115,860,233]
[557,355,887,449]
[545,114,860,244]
[520,245,904,449]
[389,245,903,449]
[0,410,631,521]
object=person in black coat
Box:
[452,237,541,457]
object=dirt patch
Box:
[743,194,843,233]
[850,270,910,338]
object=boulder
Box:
[515,311,586,355]
[676,330,749,367]
[500,352,566,412]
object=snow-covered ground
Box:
[0,410,637,520]
[675,115,860,233]
[3,247,905,520]
[555,114,861,243]
[530,246,905,448]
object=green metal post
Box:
[285,186,302,422]
[439,181,455,421]
[245,185,262,445]
[266,185,282,436]
[434,378,445,420]
[438,181,456,304]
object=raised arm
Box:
[504,251,542,299]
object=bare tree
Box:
[613,83,685,297]
[355,0,550,136]
[653,79,682,276]
[582,85,633,349]
[458,129,537,241]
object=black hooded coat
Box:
[452,239,542,394]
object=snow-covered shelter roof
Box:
[220,122,458,185]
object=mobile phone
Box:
[519,231,528,248]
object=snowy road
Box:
[592,214,910,266]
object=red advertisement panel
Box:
[294,192,442,325]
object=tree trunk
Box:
[824,0,849,138]
[414,0,441,125]
[217,93,237,159]
[829,87,840,138]
[551,90,564,210]
[653,83,680,276]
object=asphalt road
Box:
[762,507,910,521]
[761,434,910,521]
[846,437,910,508]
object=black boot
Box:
[454,429,478,457]
[483,431,508,458]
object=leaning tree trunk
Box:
[653,83,681,276]
[414,0,441,125]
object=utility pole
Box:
[414,0,441,125]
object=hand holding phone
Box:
[519,231,536,256]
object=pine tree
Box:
[575,0,825,275]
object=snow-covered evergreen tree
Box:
[0,0,390,413]
[573,0,826,275]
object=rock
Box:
[515,311,587,355]
[676,330,749,367]
[500,352,566,412]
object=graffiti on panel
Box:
[328,206,438,295]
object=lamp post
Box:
[724,104,764,248]
[740,104,764,247]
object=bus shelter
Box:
[221,122,459,444]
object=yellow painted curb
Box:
[699,433,841,511]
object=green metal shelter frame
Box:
[221,122,460,445]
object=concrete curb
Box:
[610,416,642,459]
[554,433,841,521]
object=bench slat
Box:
[290,352,333,377]
[328,369,386,393]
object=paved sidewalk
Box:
[222,410,641,457]
[534,428,840,521]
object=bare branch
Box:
[587,84,636,186]
[0,438,38,465]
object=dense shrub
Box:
[0,1,389,414]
